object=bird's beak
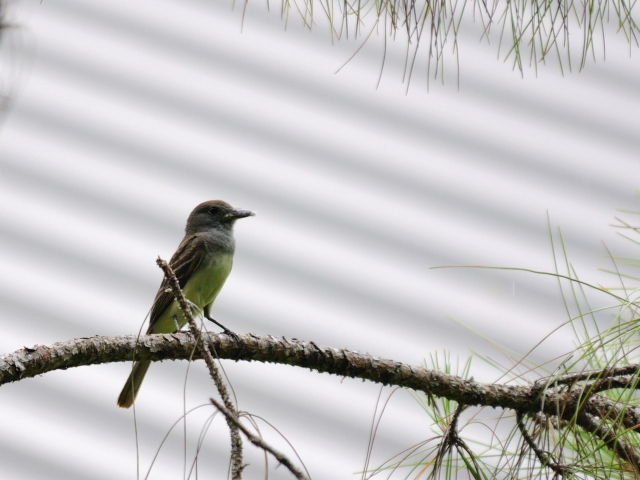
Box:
[224,209,256,221]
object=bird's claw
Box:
[172,314,181,331]
[205,315,240,342]
[222,328,241,342]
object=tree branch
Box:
[0,332,625,419]
[5,331,640,469]
[516,413,572,477]
[156,257,244,480]
[209,397,309,480]
[0,333,534,408]
[536,365,640,388]
[576,411,640,473]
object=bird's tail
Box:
[117,360,151,409]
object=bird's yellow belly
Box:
[151,253,233,333]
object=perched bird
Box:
[117,200,255,408]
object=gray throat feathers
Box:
[202,226,236,255]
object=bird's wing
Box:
[147,234,206,333]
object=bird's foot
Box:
[222,328,241,342]
[205,315,240,342]
[172,314,181,331]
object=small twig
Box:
[447,405,485,478]
[445,403,465,446]
[209,397,310,480]
[432,404,484,477]
[156,257,244,480]
[582,374,640,395]
[158,258,310,480]
[516,413,571,477]
[534,364,640,390]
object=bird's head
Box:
[186,200,255,234]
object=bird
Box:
[117,200,255,408]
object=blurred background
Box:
[0,0,639,477]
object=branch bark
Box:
[1,332,636,419]
[1,333,533,407]
[576,411,640,473]
[4,332,640,469]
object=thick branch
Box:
[0,333,532,408]
[577,411,640,473]
[586,395,640,434]
[6,332,640,471]
[1,332,638,427]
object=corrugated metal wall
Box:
[1,0,639,477]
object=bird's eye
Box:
[208,206,220,215]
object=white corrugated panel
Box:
[0,0,639,478]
